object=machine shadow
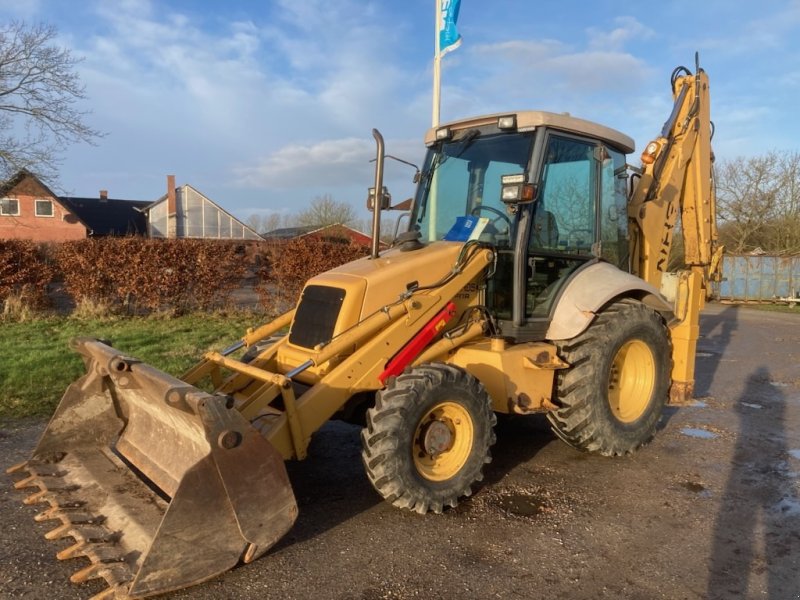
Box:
[706,366,797,598]
[694,303,740,397]
[482,413,555,488]
[270,420,380,551]
[267,413,556,552]
[659,303,741,429]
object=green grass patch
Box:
[0,312,265,419]
[731,302,800,314]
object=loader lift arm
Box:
[627,53,722,403]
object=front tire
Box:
[547,299,671,456]
[361,364,496,514]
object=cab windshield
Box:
[411,130,535,247]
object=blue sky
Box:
[2,0,799,223]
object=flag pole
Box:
[432,0,442,127]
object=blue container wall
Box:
[715,254,800,301]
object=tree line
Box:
[716,152,800,255]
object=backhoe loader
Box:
[8,55,720,598]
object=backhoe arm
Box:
[627,55,721,403]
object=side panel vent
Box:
[289,285,346,349]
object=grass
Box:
[0,312,265,420]
[724,302,800,314]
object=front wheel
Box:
[547,299,671,456]
[361,364,496,514]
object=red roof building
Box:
[262,223,386,248]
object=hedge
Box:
[0,237,368,316]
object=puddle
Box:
[773,497,800,517]
[770,381,790,388]
[681,481,712,497]
[741,402,763,409]
[790,450,800,460]
[696,351,714,358]
[497,492,546,517]
[681,428,718,440]
[689,400,708,408]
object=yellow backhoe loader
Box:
[9,55,721,598]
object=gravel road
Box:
[1,303,799,599]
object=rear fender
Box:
[546,262,673,341]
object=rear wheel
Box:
[547,299,670,456]
[361,364,496,514]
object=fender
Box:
[546,262,674,341]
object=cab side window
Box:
[598,148,629,270]
[533,136,596,254]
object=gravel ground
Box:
[1,303,799,599]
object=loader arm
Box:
[627,55,721,403]
[191,242,496,462]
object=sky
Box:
[2,0,800,225]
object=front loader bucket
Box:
[7,338,297,599]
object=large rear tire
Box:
[547,299,670,456]
[361,364,496,514]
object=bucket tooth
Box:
[37,506,101,524]
[23,489,48,505]
[70,560,132,587]
[13,474,39,490]
[57,540,88,561]
[6,461,27,474]
[89,587,124,600]
[34,502,88,523]
[58,539,127,567]
[19,472,78,506]
[45,522,75,540]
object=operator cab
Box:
[409,111,635,341]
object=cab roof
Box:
[424,110,635,154]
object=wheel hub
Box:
[421,420,453,456]
[608,339,656,423]
[412,401,475,482]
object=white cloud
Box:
[587,16,655,51]
[234,137,376,188]
[459,39,652,112]
[471,39,568,64]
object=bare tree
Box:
[295,194,358,227]
[0,21,101,181]
[244,212,294,234]
[716,151,800,254]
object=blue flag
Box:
[439,0,462,56]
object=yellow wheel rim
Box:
[608,339,655,423]
[413,402,474,482]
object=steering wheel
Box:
[470,205,512,236]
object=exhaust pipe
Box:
[371,128,385,260]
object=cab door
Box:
[517,133,601,338]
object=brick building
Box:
[0,170,148,241]
[0,170,86,242]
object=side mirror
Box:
[367,186,392,211]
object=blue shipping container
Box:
[714,254,800,302]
